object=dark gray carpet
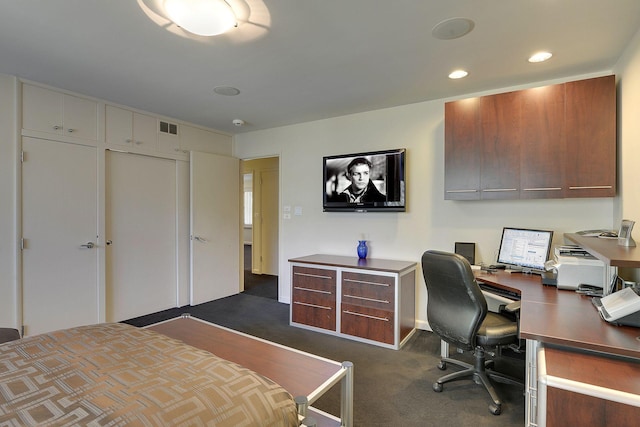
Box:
[124,294,525,426]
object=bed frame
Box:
[147,315,354,427]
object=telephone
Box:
[592,287,640,327]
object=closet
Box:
[20,82,237,335]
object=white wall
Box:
[614,27,640,281]
[234,77,620,329]
[0,74,18,328]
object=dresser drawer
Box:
[342,271,394,310]
[291,265,336,331]
[341,303,394,344]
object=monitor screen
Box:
[497,227,554,272]
[323,148,405,212]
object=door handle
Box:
[193,236,208,243]
[80,242,95,249]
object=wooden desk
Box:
[474,271,640,426]
[475,270,640,358]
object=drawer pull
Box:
[343,294,389,304]
[294,301,332,310]
[344,278,390,287]
[482,188,517,192]
[522,187,562,191]
[568,185,613,190]
[446,189,478,193]
[343,310,389,322]
[294,272,333,280]
[294,286,332,295]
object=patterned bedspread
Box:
[0,323,299,426]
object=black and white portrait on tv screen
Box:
[326,155,387,204]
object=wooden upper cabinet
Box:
[564,75,616,197]
[444,98,481,200]
[480,91,521,199]
[520,83,566,199]
[444,75,616,201]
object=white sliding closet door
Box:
[190,151,240,305]
[106,151,177,322]
[22,137,99,336]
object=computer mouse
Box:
[599,231,618,238]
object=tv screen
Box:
[323,148,406,212]
[497,227,554,272]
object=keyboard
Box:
[478,281,521,300]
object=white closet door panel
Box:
[190,151,240,305]
[106,151,177,322]
[22,137,99,335]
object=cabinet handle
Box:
[53,125,62,130]
[294,286,332,295]
[343,310,389,322]
[482,188,517,192]
[523,187,562,191]
[67,128,75,133]
[126,138,133,144]
[344,278,389,287]
[568,185,612,190]
[446,189,478,193]
[343,294,389,304]
[134,140,143,145]
[294,272,333,280]
[294,301,332,310]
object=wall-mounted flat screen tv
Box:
[323,148,406,212]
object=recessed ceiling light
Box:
[528,51,553,63]
[432,18,475,40]
[448,70,468,79]
[213,86,241,96]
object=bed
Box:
[0,323,300,426]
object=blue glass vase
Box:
[357,240,368,259]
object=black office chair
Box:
[0,328,20,344]
[421,250,523,415]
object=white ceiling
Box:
[1,0,639,134]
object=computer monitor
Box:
[497,227,554,273]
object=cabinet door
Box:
[565,75,616,197]
[63,93,98,140]
[444,98,481,200]
[132,112,157,150]
[520,83,565,199]
[22,84,64,135]
[106,105,134,146]
[480,91,521,199]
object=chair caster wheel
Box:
[433,382,443,392]
[489,403,501,415]
[437,361,446,370]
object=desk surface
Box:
[475,270,640,359]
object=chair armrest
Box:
[503,301,521,313]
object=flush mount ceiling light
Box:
[164,0,237,36]
[448,69,468,79]
[528,51,553,63]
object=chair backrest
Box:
[421,250,488,350]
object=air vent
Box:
[159,121,178,135]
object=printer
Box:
[553,246,605,290]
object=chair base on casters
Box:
[432,347,522,415]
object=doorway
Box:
[241,157,279,300]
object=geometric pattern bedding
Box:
[0,323,299,426]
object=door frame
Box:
[240,156,280,292]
